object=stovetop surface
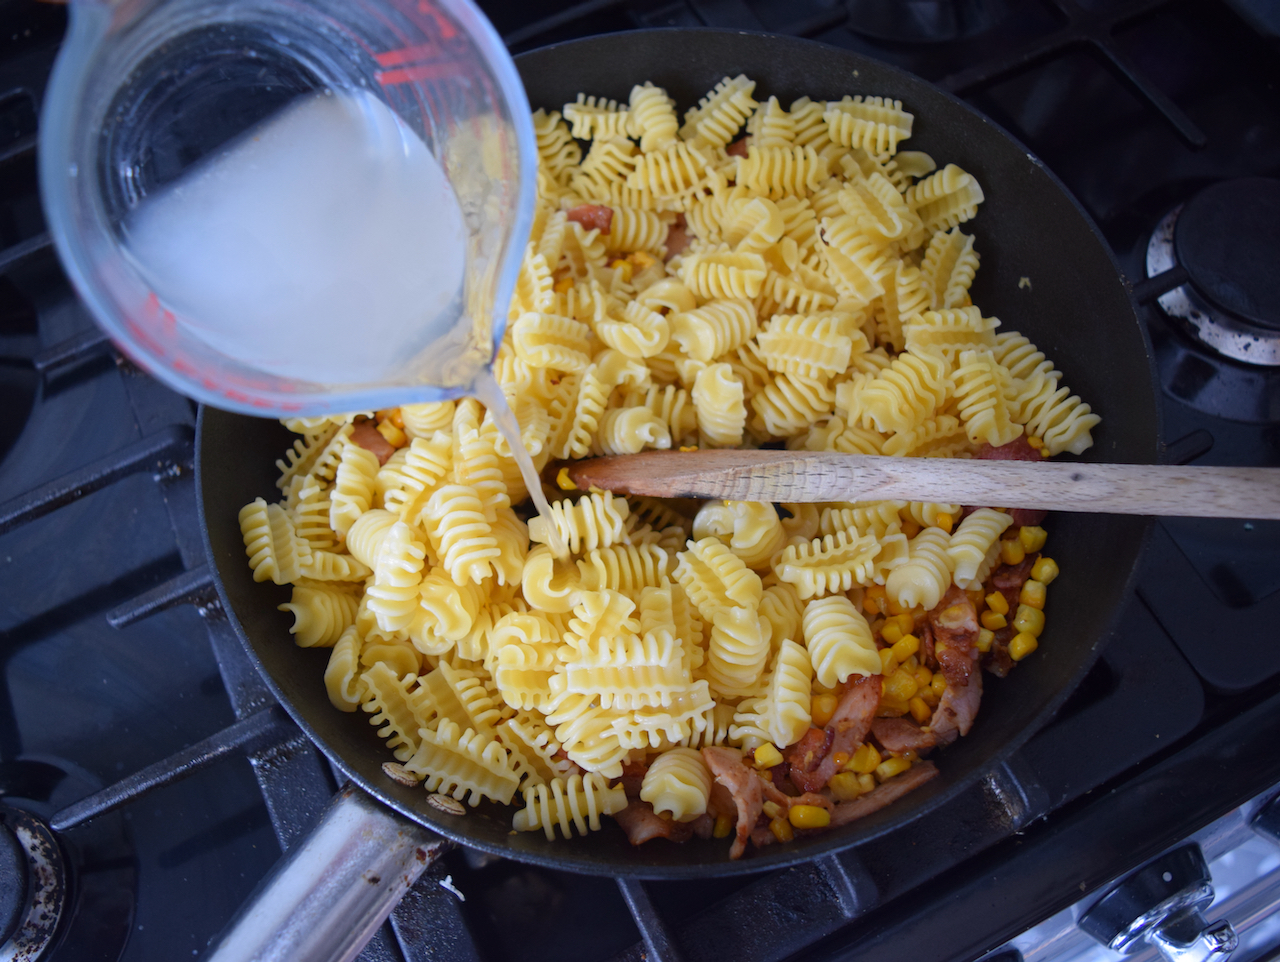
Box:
[0,0,1278,960]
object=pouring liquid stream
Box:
[119,86,567,557]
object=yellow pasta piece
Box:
[692,500,786,571]
[641,747,713,821]
[856,350,951,435]
[921,227,980,310]
[735,145,829,199]
[692,363,747,448]
[528,492,630,555]
[824,96,913,154]
[359,662,429,761]
[705,605,770,699]
[886,527,955,610]
[324,625,365,712]
[948,508,1014,589]
[240,497,308,585]
[906,164,985,233]
[404,718,520,806]
[756,314,856,379]
[512,773,628,839]
[775,529,882,599]
[674,537,763,621]
[952,349,1023,448]
[802,595,880,687]
[750,372,835,438]
[729,638,814,750]
[279,583,358,648]
[422,484,500,586]
[563,93,632,141]
[511,312,592,373]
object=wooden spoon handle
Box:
[566,450,1280,519]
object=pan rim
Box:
[195,26,1161,879]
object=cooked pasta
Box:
[242,70,1094,858]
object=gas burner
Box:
[0,758,136,962]
[1147,178,1280,366]
[845,0,1007,43]
[0,806,66,961]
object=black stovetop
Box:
[0,1,1278,960]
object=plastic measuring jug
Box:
[38,0,537,418]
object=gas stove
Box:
[0,1,1278,961]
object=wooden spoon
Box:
[565,450,1280,519]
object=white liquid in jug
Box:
[122,88,468,385]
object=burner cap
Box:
[0,822,27,943]
[1175,177,1280,331]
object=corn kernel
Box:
[375,420,407,447]
[630,251,656,269]
[901,518,921,539]
[914,665,933,688]
[1032,556,1059,585]
[885,594,909,616]
[919,686,940,707]
[901,750,919,764]
[881,621,904,645]
[863,584,887,615]
[976,628,994,653]
[828,772,862,801]
[762,800,782,819]
[555,467,577,491]
[904,654,919,672]
[879,647,897,675]
[884,668,919,702]
[1019,525,1048,553]
[981,610,1007,631]
[713,814,733,838]
[769,817,794,843]
[831,750,851,769]
[891,633,920,662]
[931,673,947,695]
[876,697,909,717]
[754,744,785,769]
[1026,435,1045,450]
[789,804,831,829]
[1020,579,1047,609]
[376,407,404,429]
[1009,632,1039,661]
[609,259,633,282]
[1001,539,1026,565]
[909,696,932,724]
[876,756,912,781]
[985,592,1009,616]
[935,512,954,533]
[850,743,881,774]
[1014,604,1045,637]
[891,613,915,635]
[811,693,838,728]
[857,773,876,794]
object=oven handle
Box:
[202,783,445,962]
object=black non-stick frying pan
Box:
[198,26,1159,891]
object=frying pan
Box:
[196,26,1160,955]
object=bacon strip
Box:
[930,668,982,745]
[976,437,1042,461]
[566,203,614,234]
[871,717,937,754]
[829,761,940,827]
[929,586,979,688]
[350,422,395,465]
[789,675,882,794]
[702,746,764,860]
[991,556,1037,612]
[613,800,693,846]
[760,777,832,813]
[665,214,691,259]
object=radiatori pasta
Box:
[240,74,1092,859]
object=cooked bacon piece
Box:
[976,437,1041,461]
[702,746,764,860]
[690,813,716,839]
[620,759,648,799]
[350,421,396,465]
[613,799,693,846]
[760,776,832,813]
[983,625,1016,678]
[991,556,1038,611]
[768,762,798,796]
[665,214,691,259]
[790,675,882,794]
[1011,508,1048,527]
[829,761,940,827]
[929,668,982,745]
[929,586,979,688]
[786,727,831,779]
[871,717,937,754]
[918,620,938,671]
[707,780,737,822]
[726,137,750,157]
[566,204,614,234]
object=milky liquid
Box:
[122,88,468,385]
[471,370,567,559]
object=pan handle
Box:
[202,782,447,962]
